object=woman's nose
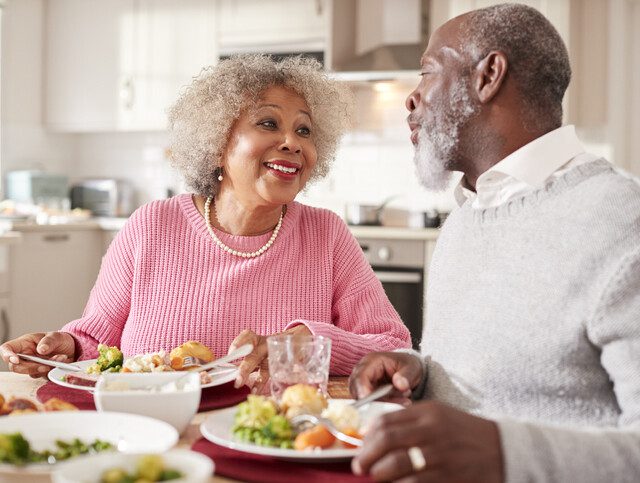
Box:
[278,135,302,153]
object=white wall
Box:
[0,0,75,182]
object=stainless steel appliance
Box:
[358,237,425,349]
[5,170,69,204]
[69,179,135,217]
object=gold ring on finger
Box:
[407,446,427,472]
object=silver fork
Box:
[289,414,363,447]
[181,343,253,371]
[288,384,394,447]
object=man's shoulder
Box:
[575,161,640,211]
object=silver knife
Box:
[17,353,82,372]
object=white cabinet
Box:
[217,0,327,52]
[9,228,103,336]
[45,0,217,132]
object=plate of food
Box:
[0,411,178,475]
[47,342,240,391]
[200,384,403,462]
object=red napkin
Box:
[37,381,250,412]
[191,438,373,483]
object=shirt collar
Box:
[454,125,585,206]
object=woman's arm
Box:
[286,217,412,374]
[60,210,140,360]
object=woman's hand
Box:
[229,324,311,393]
[0,331,76,378]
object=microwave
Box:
[70,179,135,217]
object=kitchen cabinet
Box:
[45,0,217,132]
[216,0,327,53]
[0,237,18,371]
[9,228,103,337]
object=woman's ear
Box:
[473,51,508,104]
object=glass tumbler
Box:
[266,334,331,401]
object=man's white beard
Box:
[413,77,478,191]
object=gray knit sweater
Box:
[421,159,640,482]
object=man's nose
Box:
[406,89,419,112]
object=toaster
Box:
[70,179,135,217]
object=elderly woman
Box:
[0,55,411,389]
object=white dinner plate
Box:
[0,411,178,475]
[200,399,403,462]
[48,359,239,392]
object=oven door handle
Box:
[374,271,422,283]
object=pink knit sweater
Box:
[61,194,410,374]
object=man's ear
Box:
[473,51,508,104]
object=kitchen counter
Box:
[0,217,129,233]
[348,225,439,240]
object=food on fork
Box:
[169,341,215,370]
[280,383,328,418]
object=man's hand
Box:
[349,352,424,405]
[352,400,504,483]
[0,331,76,378]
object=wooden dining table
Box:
[0,371,352,483]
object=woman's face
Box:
[220,86,318,207]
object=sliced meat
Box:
[64,373,99,387]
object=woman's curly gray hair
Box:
[167,54,353,197]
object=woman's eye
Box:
[259,120,277,129]
[297,126,311,137]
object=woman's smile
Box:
[264,159,302,180]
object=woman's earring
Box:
[217,168,224,182]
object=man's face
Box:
[406,19,478,191]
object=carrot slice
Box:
[294,424,336,450]
[340,427,363,448]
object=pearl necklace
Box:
[204,196,284,258]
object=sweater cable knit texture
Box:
[61,194,411,374]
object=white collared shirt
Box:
[454,125,601,209]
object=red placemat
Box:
[36,382,95,409]
[191,438,372,483]
[37,381,250,412]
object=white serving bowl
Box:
[52,449,214,483]
[94,372,201,434]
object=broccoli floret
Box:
[262,415,292,441]
[96,344,124,372]
[0,433,33,465]
[233,395,278,429]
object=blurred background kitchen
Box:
[0,0,638,354]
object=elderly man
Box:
[349,3,640,483]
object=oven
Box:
[357,237,426,350]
